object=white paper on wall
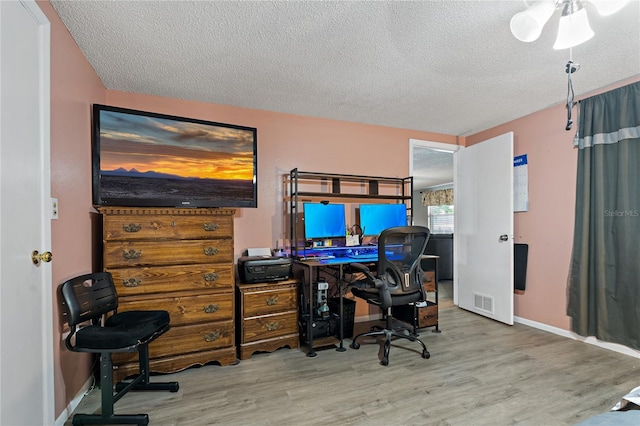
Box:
[514,154,529,212]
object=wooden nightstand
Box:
[236,279,299,360]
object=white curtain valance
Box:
[422,188,453,206]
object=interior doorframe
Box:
[409,139,461,175]
[409,138,461,303]
[408,137,461,222]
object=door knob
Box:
[31,250,53,265]
[499,234,509,242]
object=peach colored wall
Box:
[106,91,457,259]
[37,1,107,420]
[466,75,640,330]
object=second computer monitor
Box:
[359,203,408,237]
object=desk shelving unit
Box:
[286,168,413,258]
[286,169,418,354]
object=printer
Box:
[238,250,293,284]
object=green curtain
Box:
[567,81,640,350]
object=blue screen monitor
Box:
[359,203,407,236]
[303,203,346,239]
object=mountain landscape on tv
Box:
[103,167,209,181]
[99,168,254,204]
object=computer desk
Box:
[294,256,371,357]
[296,252,441,356]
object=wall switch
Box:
[51,198,59,219]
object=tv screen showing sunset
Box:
[94,106,257,207]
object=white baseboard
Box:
[55,376,94,426]
[514,315,640,358]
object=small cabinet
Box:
[236,280,300,360]
[392,256,440,332]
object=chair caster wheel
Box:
[380,358,389,366]
[422,350,430,359]
[350,342,360,350]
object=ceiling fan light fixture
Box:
[553,3,595,50]
[589,0,630,16]
[510,0,556,42]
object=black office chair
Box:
[349,226,431,366]
[60,272,179,426]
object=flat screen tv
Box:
[359,203,408,236]
[92,104,257,208]
[303,203,346,239]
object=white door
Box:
[0,1,54,424]
[454,132,514,325]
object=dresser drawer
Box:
[114,320,235,363]
[243,286,297,318]
[104,214,233,241]
[392,302,438,329]
[104,238,233,267]
[242,311,298,343]
[119,292,234,325]
[108,263,234,296]
[423,270,436,292]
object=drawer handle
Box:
[122,249,142,260]
[122,278,141,287]
[265,295,279,306]
[203,247,219,256]
[123,223,142,233]
[265,322,280,332]
[203,272,219,282]
[203,222,219,232]
[204,331,221,342]
[203,304,219,314]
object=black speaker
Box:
[514,243,528,291]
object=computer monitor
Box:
[359,203,408,236]
[303,202,346,239]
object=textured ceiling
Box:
[50,0,640,137]
[413,146,454,188]
[50,0,639,188]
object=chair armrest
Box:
[350,262,378,282]
[374,278,392,309]
[349,262,370,273]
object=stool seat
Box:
[75,310,170,351]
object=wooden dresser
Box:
[98,207,237,380]
[236,279,299,360]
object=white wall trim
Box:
[409,138,461,153]
[54,376,93,426]
[514,316,640,359]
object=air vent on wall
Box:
[473,293,494,314]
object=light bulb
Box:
[510,0,556,42]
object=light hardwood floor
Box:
[65,306,639,425]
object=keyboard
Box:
[347,254,378,261]
[298,255,335,261]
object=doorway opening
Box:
[409,139,459,308]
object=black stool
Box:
[60,272,179,425]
